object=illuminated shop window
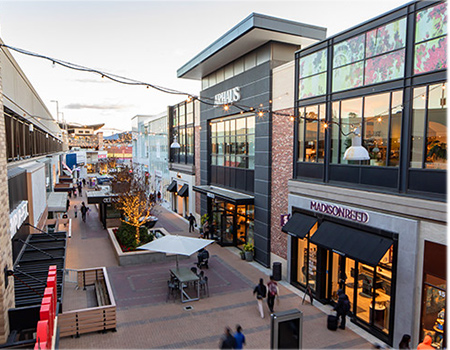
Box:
[210,115,255,169]
[328,90,403,166]
[411,83,447,170]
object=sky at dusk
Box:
[0,0,410,135]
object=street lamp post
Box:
[50,100,59,122]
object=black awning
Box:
[310,221,393,266]
[193,185,254,205]
[177,184,189,197]
[282,212,317,239]
[167,180,177,192]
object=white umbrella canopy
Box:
[138,235,214,267]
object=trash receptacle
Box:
[273,262,282,281]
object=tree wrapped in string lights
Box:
[112,166,155,246]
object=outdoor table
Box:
[170,267,200,303]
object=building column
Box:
[0,51,14,343]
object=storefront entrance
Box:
[210,199,254,247]
[288,212,397,344]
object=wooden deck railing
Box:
[58,267,116,338]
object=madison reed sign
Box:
[310,201,369,223]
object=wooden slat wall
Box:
[59,267,116,338]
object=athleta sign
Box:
[310,200,369,223]
[214,87,241,106]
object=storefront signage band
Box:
[310,200,369,223]
[214,87,241,106]
[10,200,29,237]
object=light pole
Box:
[50,100,59,122]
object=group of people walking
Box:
[219,325,245,349]
[253,276,279,319]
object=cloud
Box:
[64,103,131,110]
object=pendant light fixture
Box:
[343,128,370,161]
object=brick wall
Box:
[0,54,15,343]
[270,108,294,260]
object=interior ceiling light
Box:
[343,128,370,161]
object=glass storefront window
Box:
[340,98,362,164]
[318,104,326,163]
[331,102,340,164]
[325,91,402,166]
[363,93,390,166]
[425,83,447,169]
[299,48,327,99]
[411,86,427,168]
[389,91,403,166]
[411,83,447,169]
[305,106,318,162]
[210,115,255,169]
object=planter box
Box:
[245,251,254,261]
[107,227,186,266]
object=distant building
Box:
[64,122,104,150]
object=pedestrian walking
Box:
[219,327,236,349]
[234,325,246,349]
[157,191,161,202]
[80,202,88,222]
[267,275,279,313]
[188,213,196,233]
[78,182,82,196]
[82,178,86,187]
[66,198,70,212]
[333,289,350,329]
[417,335,434,350]
[253,278,267,318]
[399,334,411,349]
[74,204,78,218]
[73,186,77,198]
[202,220,210,239]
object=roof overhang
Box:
[177,13,326,80]
[193,185,254,205]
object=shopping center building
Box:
[178,13,326,265]
[276,0,446,347]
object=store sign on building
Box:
[10,200,29,237]
[214,87,241,106]
[280,214,291,226]
[310,200,369,223]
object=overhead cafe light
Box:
[343,128,370,161]
[170,136,181,149]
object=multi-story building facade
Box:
[270,1,446,347]
[0,38,66,345]
[178,13,326,258]
[168,99,200,218]
[66,123,104,150]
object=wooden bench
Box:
[94,280,110,306]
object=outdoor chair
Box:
[199,275,209,297]
[167,280,178,302]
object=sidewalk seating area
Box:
[59,193,374,349]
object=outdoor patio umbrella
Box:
[138,235,214,268]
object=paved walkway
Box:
[59,196,378,349]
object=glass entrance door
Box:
[221,213,235,245]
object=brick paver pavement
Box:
[59,199,381,349]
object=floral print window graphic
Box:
[299,49,327,99]
[299,73,327,99]
[415,2,447,43]
[365,49,405,85]
[366,18,407,58]
[333,35,365,68]
[299,49,327,78]
[332,61,364,92]
[414,3,448,75]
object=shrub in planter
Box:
[115,222,154,251]
[243,243,254,261]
